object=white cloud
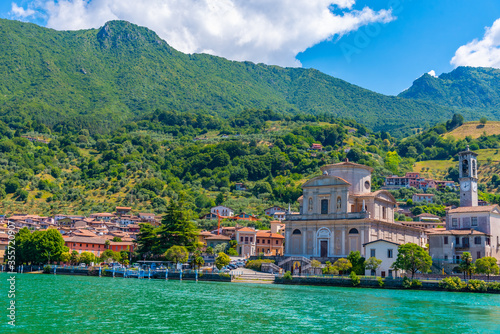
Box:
[10,0,394,67]
[451,18,500,68]
[427,70,437,77]
[11,3,36,18]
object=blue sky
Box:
[2,0,500,95]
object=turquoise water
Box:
[1,273,500,333]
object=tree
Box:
[100,249,117,263]
[79,251,96,265]
[135,223,159,258]
[164,245,189,264]
[459,252,475,280]
[112,237,122,242]
[70,250,80,265]
[205,246,214,255]
[347,251,365,275]
[214,243,228,254]
[479,117,488,125]
[311,260,321,268]
[191,256,205,270]
[158,199,198,252]
[60,252,71,264]
[215,192,224,206]
[333,258,352,275]
[392,243,432,279]
[215,252,230,270]
[475,257,499,281]
[364,257,382,275]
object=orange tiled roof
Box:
[448,205,499,213]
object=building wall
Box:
[364,241,399,278]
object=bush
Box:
[227,248,239,256]
[245,259,274,271]
[439,277,466,291]
[283,271,293,280]
[377,277,385,287]
[488,282,500,291]
[402,277,422,289]
[310,260,321,268]
[467,279,487,292]
[43,265,52,274]
[350,271,360,286]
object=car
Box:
[79,263,86,268]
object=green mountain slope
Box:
[399,67,500,114]
[0,19,464,135]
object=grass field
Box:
[445,121,500,140]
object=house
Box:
[412,193,435,204]
[109,241,135,252]
[415,213,441,222]
[64,236,108,256]
[235,183,248,191]
[210,206,234,217]
[198,231,216,246]
[89,213,116,221]
[116,207,132,216]
[138,213,155,222]
[363,240,400,278]
[272,211,286,221]
[256,231,285,256]
[205,235,231,249]
[236,227,257,257]
[264,206,286,217]
[233,212,259,221]
[310,143,323,151]
[200,213,219,220]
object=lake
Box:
[1,273,500,333]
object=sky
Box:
[2,0,500,95]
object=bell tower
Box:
[458,146,478,207]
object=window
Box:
[245,237,248,242]
[444,255,448,261]
[370,249,376,257]
[474,236,481,245]
[371,270,376,276]
[463,237,469,247]
[80,244,82,247]
[250,237,253,243]
[276,240,278,245]
[349,228,359,234]
[321,199,329,214]
[337,196,342,210]
[257,239,260,244]
[292,229,301,235]
[486,237,491,246]
[471,217,478,227]
[387,249,393,258]
[477,251,481,259]
[452,218,458,227]
[455,237,460,245]
[444,236,448,245]
[240,237,243,242]
[267,239,270,244]
[382,207,387,219]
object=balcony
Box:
[285,212,369,221]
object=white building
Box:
[412,193,435,204]
[210,206,234,217]
[264,206,286,217]
[363,240,400,278]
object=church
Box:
[284,160,425,260]
[428,147,500,268]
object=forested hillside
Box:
[0,19,466,137]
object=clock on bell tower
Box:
[458,146,478,207]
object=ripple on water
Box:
[1,273,500,333]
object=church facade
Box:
[284,161,424,259]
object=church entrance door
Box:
[320,240,328,257]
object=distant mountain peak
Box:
[97,20,168,49]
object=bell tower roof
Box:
[458,145,478,156]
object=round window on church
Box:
[364,181,370,190]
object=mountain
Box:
[399,67,500,114]
[0,19,465,135]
